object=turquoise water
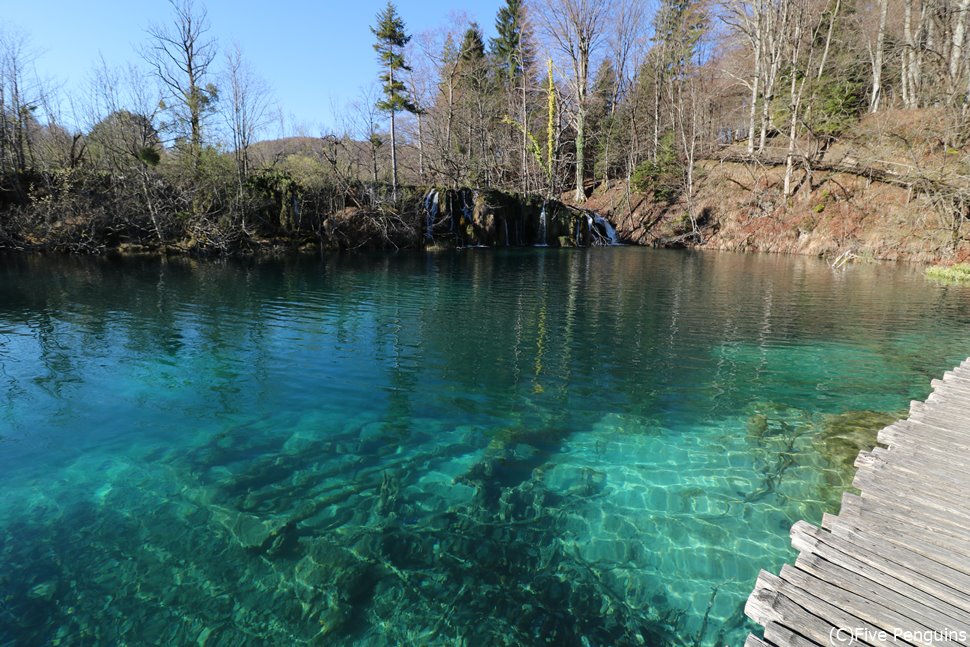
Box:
[1,249,970,646]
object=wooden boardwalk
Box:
[745,359,970,647]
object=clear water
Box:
[1,249,969,646]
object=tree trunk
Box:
[575,106,586,202]
[784,9,804,198]
[390,108,398,201]
[950,0,970,97]
[816,0,840,81]
[389,63,398,201]
[870,0,889,112]
[747,16,762,154]
[899,0,913,108]
[416,110,424,182]
[574,49,588,204]
[521,79,529,193]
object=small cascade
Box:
[537,203,548,247]
[504,220,510,247]
[591,214,619,246]
[423,189,439,241]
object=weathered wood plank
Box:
[794,550,970,632]
[745,634,773,647]
[793,547,970,642]
[852,470,970,527]
[763,622,826,647]
[833,498,970,563]
[840,492,970,547]
[747,571,883,646]
[778,564,937,646]
[747,360,970,646]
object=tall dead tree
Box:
[870,0,889,111]
[145,0,218,173]
[539,0,613,203]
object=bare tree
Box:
[87,60,167,241]
[538,0,613,203]
[603,0,648,184]
[950,0,970,97]
[223,45,272,184]
[869,0,889,111]
[144,0,218,172]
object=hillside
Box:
[587,110,970,264]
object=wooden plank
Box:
[909,409,970,435]
[763,622,825,647]
[851,471,970,529]
[747,571,882,647]
[841,492,970,545]
[822,506,970,563]
[792,552,970,642]
[841,493,970,549]
[794,550,970,633]
[745,634,773,647]
[856,450,968,491]
[765,622,831,647]
[877,420,970,452]
[747,359,970,647]
[869,445,970,474]
[855,483,970,543]
[854,455,970,504]
[778,564,938,646]
[791,522,970,615]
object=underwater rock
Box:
[818,410,900,471]
[294,538,378,637]
[210,506,292,553]
[28,581,57,601]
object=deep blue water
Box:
[1,249,970,646]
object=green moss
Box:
[817,410,900,471]
[926,263,970,283]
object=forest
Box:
[0,0,968,256]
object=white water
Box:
[537,204,548,247]
[593,214,619,245]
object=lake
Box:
[1,248,969,646]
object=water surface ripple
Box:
[1,249,969,646]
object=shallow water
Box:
[1,249,969,646]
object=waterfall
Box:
[537,203,548,247]
[592,214,619,245]
[423,189,439,241]
[504,220,510,247]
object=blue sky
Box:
[4,0,505,136]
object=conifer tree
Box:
[490,0,529,83]
[372,1,416,200]
[491,0,537,191]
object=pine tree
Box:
[490,0,531,84]
[456,24,493,185]
[490,0,536,191]
[372,1,416,200]
[460,24,487,65]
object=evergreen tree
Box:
[456,23,494,185]
[371,1,416,200]
[490,0,531,83]
[491,0,538,192]
[460,24,487,65]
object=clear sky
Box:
[4,0,505,136]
